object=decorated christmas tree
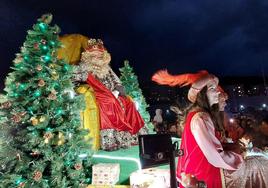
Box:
[0,14,92,187]
[119,60,153,132]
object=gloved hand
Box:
[180,172,198,188]
[112,90,119,98]
[115,85,126,97]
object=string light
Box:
[38,22,47,32]
[92,154,142,170]
[33,90,41,97]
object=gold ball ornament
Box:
[48,63,56,69]
[30,117,39,126]
[39,116,46,123]
[57,132,65,145]
[51,71,59,80]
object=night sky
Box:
[1,0,268,90]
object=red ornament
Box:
[33,170,42,182]
[34,43,39,50]
[47,93,57,100]
[0,101,11,109]
[12,115,22,123]
[38,79,45,87]
[30,151,40,157]
[74,163,82,170]
[18,182,26,188]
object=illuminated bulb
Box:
[134,101,139,110]
[68,133,72,138]
[79,154,88,159]
[64,89,75,99]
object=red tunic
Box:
[177,111,222,188]
[86,73,144,134]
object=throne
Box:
[58,34,101,150]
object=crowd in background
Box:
[151,106,268,151]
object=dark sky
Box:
[1,0,268,90]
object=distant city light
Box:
[229,118,234,123]
[240,105,245,110]
[262,103,267,108]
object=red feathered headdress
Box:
[152,70,209,87]
[152,70,222,103]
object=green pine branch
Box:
[0,14,92,187]
[119,60,153,131]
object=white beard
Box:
[81,51,110,79]
[88,62,110,79]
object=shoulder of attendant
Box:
[192,111,212,124]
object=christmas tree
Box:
[0,14,92,187]
[119,60,153,132]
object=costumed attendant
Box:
[152,70,235,187]
[152,70,268,188]
[153,108,164,132]
[73,39,144,151]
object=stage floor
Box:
[91,137,181,184]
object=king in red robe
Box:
[74,38,145,151]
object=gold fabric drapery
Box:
[58,34,89,65]
[58,34,101,150]
[76,85,100,150]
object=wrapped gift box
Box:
[130,168,170,188]
[92,163,120,185]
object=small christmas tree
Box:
[119,60,153,132]
[0,14,92,187]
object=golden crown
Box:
[85,38,106,52]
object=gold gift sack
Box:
[76,84,100,150]
[58,34,89,65]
